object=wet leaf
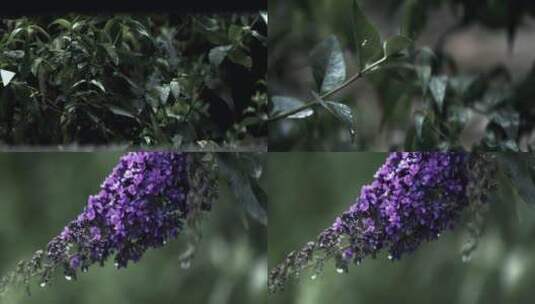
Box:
[310,35,346,93]
[270,96,314,119]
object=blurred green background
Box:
[266,153,535,304]
[0,153,266,304]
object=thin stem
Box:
[268,57,387,123]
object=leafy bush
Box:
[0,13,267,148]
[268,0,535,151]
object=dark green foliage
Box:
[269,0,535,151]
[217,153,267,226]
[0,13,267,148]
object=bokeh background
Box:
[267,153,535,304]
[269,0,535,150]
[0,153,267,304]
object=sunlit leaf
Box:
[0,69,16,87]
[260,12,268,24]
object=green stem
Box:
[267,57,387,123]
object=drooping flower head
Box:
[0,152,217,292]
[52,152,191,271]
[269,152,478,293]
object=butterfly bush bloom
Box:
[49,152,192,273]
[0,152,217,291]
[269,152,473,293]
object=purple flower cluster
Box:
[269,152,470,293]
[45,152,191,277]
[321,152,469,264]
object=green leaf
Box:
[101,43,119,66]
[416,47,435,95]
[71,79,87,89]
[498,154,535,206]
[229,25,243,42]
[156,85,171,104]
[352,0,383,70]
[90,80,106,93]
[310,35,346,94]
[50,18,72,31]
[491,109,520,139]
[170,80,181,99]
[228,48,252,69]
[414,111,426,139]
[401,0,427,40]
[383,35,411,57]
[270,96,314,119]
[5,27,25,45]
[448,75,478,96]
[3,50,25,59]
[209,45,232,66]
[107,105,136,119]
[217,154,267,226]
[311,92,355,137]
[429,76,448,111]
[28,25,51,40]
[0,69,16,87]
[31,58,44,77]
[260,12,268,24]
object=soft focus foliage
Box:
[269,0,535,151]
[0,153,266,303]
[0,13,267,148]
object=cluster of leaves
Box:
[386,0,535,151]
[269,0,411,144]
[0,13,267,148]
[460,152,535,259]
[391,0,535,46]
[269,0,535,151]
